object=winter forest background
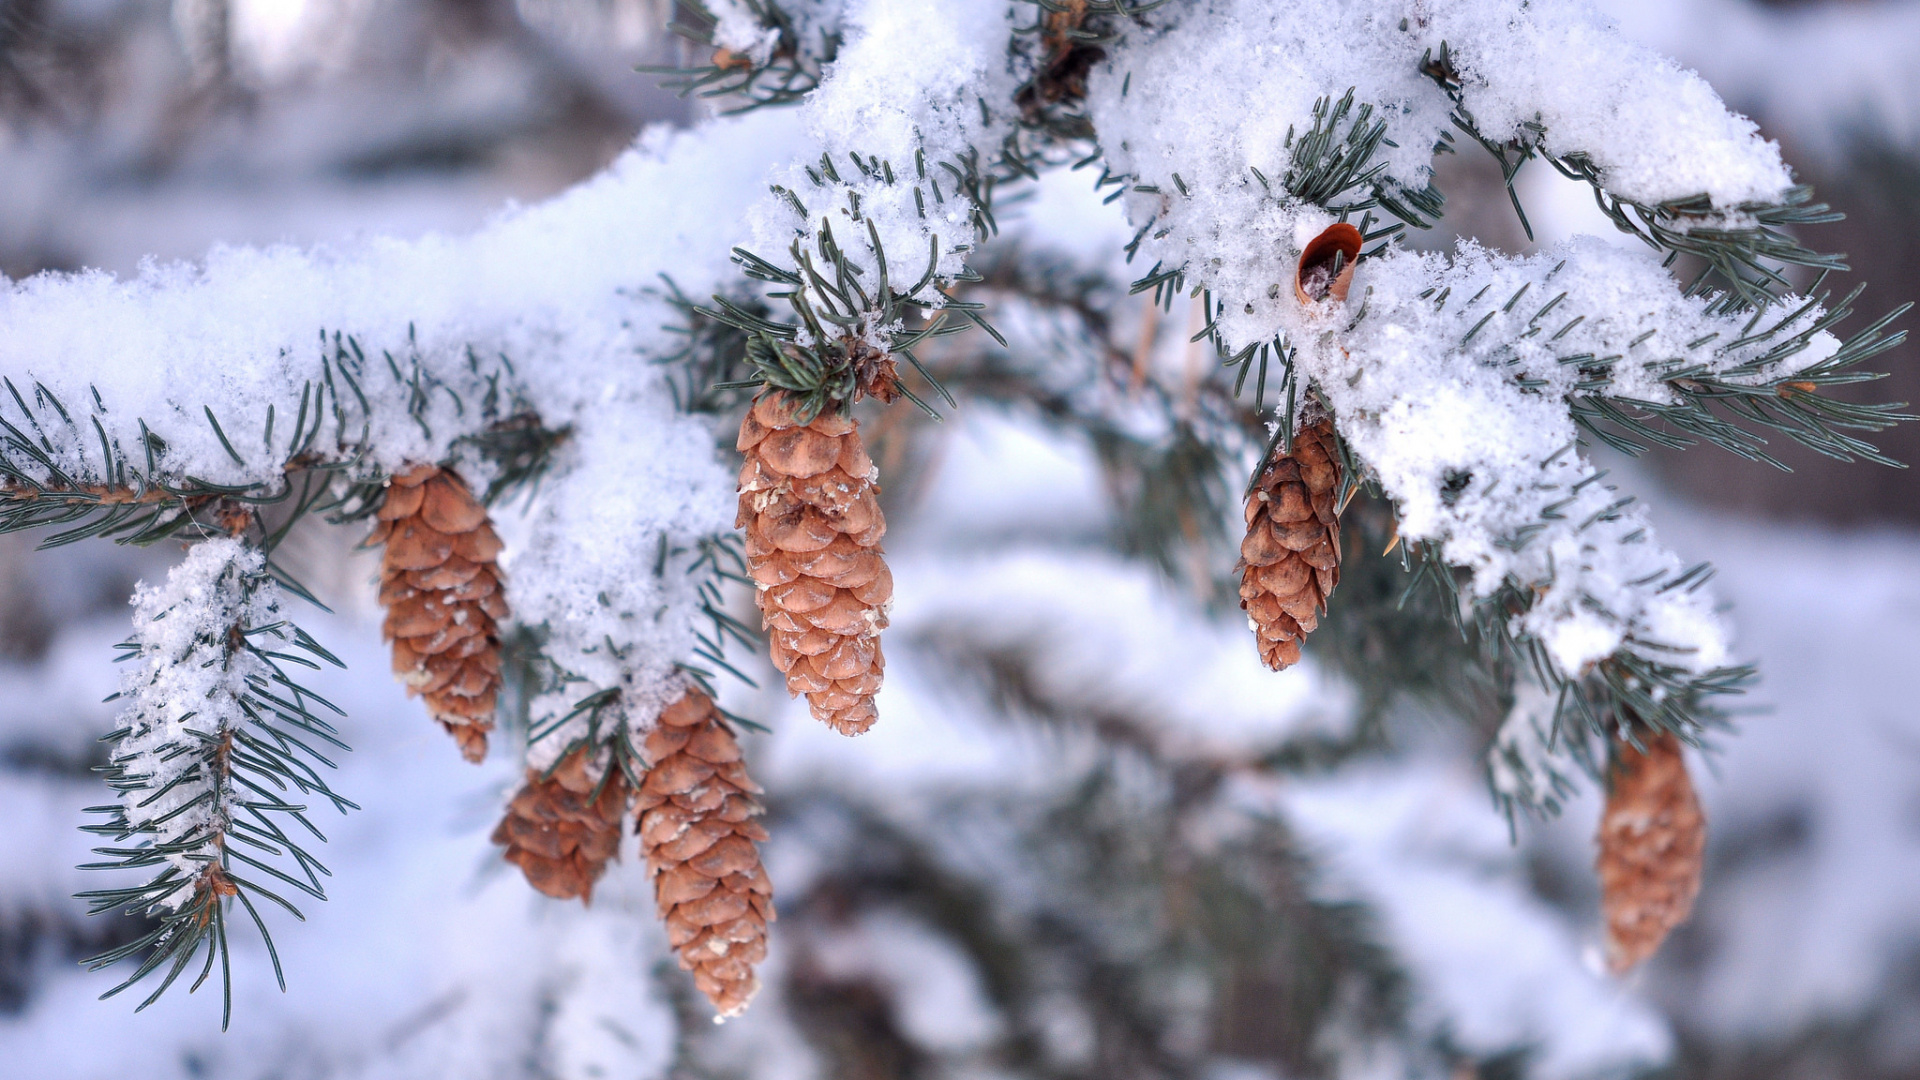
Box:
[1,1,1918,1078]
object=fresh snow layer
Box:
[1,110,807,738]
[1602,0,1920,166]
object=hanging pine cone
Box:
[737,391,891,736]
[1238,418,1342,670]
[370,464,508,762]
[493,745,629,902]
[1596,729,1705,972]
[638,689,775,1018]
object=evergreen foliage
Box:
[0,0,1907,1054]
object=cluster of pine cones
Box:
[367,225,1704,1017]
[491,690,774,1017]
[371,466,776,1015]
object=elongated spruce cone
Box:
[370,465,508,761]
[493,746,628,902]
[737,392,891,736]
[1239,419,1342,670]
[639,690,775,1018]
[1597,731,1705,972]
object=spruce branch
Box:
[1422,39,1846,307]
[646,0,842,114]
[704,215,980,421]
[76,539,353,1028]
[1570,283,1914,467]
[0,328,533,546]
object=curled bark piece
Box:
[1296,222,1364,305]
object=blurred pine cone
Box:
[1597,730,1705,972]
[1239,419,1342,670]
[370,465,508,761]
[639,689,775,1018]
[737,392,891,736]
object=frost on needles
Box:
[0,0,1909,1028]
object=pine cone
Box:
[638,689,775,1018]
[369,465,508,761]
[493,745,629,903]
[1596,730,1705,972]
[1238,418,1342,670]
[737,392,891,736]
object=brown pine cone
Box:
[638,689,775,1018]
[736,392,891,736]
[1597,730,1705,972]
[369,464,509,762]
[493,745,629,903]
[1238,418,1342,670]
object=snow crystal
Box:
[741,0,1025,322]
[706,0,845,68]
[508,413,735,766]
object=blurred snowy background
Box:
[0,0,1917,1077]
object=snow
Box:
[1601,0,1920,166]
[1300,234,1846,679]
[105,540,286,900]
[1,110,811,741]
[505,400,736,765]
[706,0,845,68]
[1430,1,1792,208]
